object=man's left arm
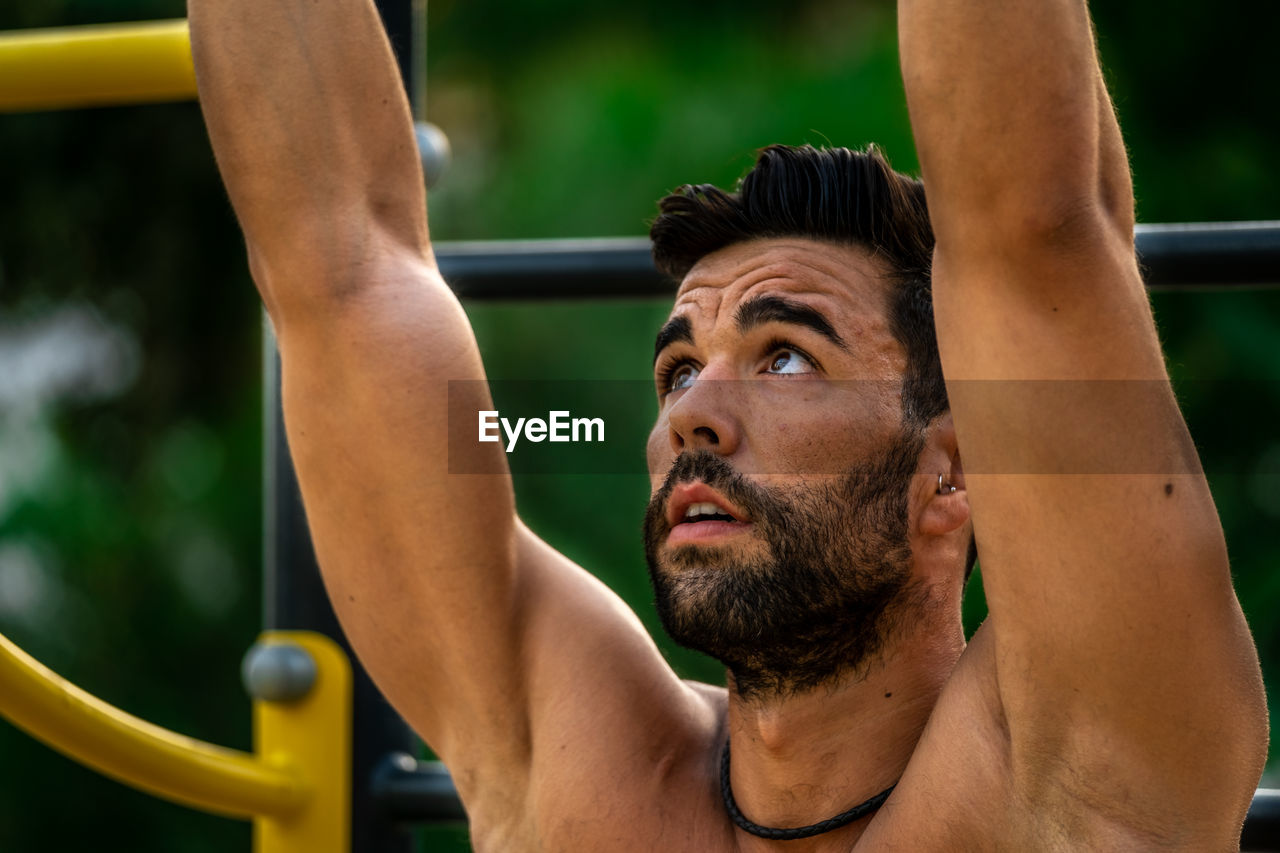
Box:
[899,0,1268,844]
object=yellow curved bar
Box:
[0,19,195,113]
[0,630,305,819]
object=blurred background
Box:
[0,0,1276,850]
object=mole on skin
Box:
[1165,483,1174,496]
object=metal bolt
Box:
[415,120,451,189]
[241,642,317,703]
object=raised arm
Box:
[899,0,1267,844]
[188,1,693,824]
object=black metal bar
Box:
[1243,789,1280,851]
[436,238,661,300]
[372,0,414,96]
[434,222,1280,301]
[371,754,468,825]
[368,760,1280,852]
[1136,221,1280,289]
[370,767,1280,849]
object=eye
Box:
[669,363,700,392]
[658,361,700,396]
[765,346,816,375]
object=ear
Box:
[918,412,968,537]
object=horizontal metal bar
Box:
[1135,221,1280,289]
[0,28,1273,291]
[0,631,305,819]
[436,238,659,300]
[435,222,1280,300]
[0,20,195,113]
[1243,789,1280,851]
[371,758,1280,849]
[371,753,467,824]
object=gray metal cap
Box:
[241,642,317,703]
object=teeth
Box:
[684,502,728,520]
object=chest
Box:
[474,633,1019,852]
[487,744,995,853]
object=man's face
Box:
[644,238,926,697]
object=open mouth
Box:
[665,484,753,545]
[681,502,739,524]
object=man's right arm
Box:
[188,0,698,821]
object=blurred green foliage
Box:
[0,1,1277,851]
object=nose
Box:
[666,375,743,457]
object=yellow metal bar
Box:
[0,19,195,113]
[253,633,352,853]
[0,629,305,819]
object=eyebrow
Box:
[734,295,849,351]
[653,315,694,365]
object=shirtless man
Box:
[189,0,1268,849]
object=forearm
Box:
[899,0,1132,243]
[188,0,429,310]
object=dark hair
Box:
[651,144,945,426]
[650,144,978,582]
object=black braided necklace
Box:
[719,740,897,842]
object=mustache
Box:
[650,450,779,529]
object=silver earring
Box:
[937,474,956,495]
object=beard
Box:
[642,432,925,700]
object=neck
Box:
[724,606,964,851]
